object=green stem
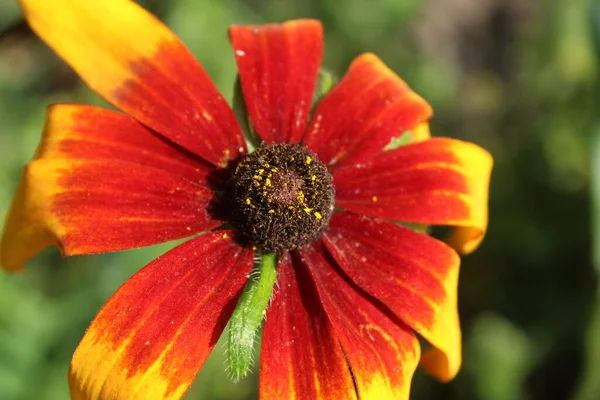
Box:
[227,253,278,380]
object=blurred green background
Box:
[1,0,599,399]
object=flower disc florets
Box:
[229,143,334,253]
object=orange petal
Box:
[259,254,357,400]
[323,212,462,382]
[19,0,245,166]
[304,53,432,169]
[229,20,323,144]
[299,243,421,400]
[334,137,493,254]
[69,231,253,400]
[1,159,219,272]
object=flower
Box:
[1,0,492,399]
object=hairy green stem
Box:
[227,253,278,380]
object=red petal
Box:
[1,159,220,271]
[334,137,493,254]
[323,212,462,382]
[69,231,253,400]
[20,0,245,166]
[298,243,421,399]
[304,53,432,169]
[229,20,323,144]
[259,253,356,400]
[37,104,212,183]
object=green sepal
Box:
[227,252,278,380]
[388,130,429,233]
[396,221,429,234]
[311,68,336,108]
[232,75,261,152]
[384,131,416,151]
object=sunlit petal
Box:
[19,0,245,166]
[36,104,213,183]
[1,159,219,271]
[334,137,493,253]
[69,231,253,400]
[304,53,432,169]
[230,20,323,144]
[324,212,462,381]
[259,254,356,400]
[298,243,421,400]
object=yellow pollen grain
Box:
[303,207,312,213]
[258,169,264,174]
[306,156,312,164]
[265,178,272,186]
[268,209,275,214]
[253,175,262,180]
[372,196,378,203]
[314,211,322,219]
[222,233,229,239]
[311,175,316,181]
[246,198,252,205]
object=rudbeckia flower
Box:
[1,0,492,399]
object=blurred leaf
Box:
[466,313,534,400]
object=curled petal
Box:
[323,212,462,382]
[260,254,356,400]
[1,159,220,271]
[304,53,432,169]
[334,137,493,253]
[229,20,323,144]
[298,243,421,400]
[69,231,253,400]
[19,0,245,166]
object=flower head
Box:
[1,0,492,399]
